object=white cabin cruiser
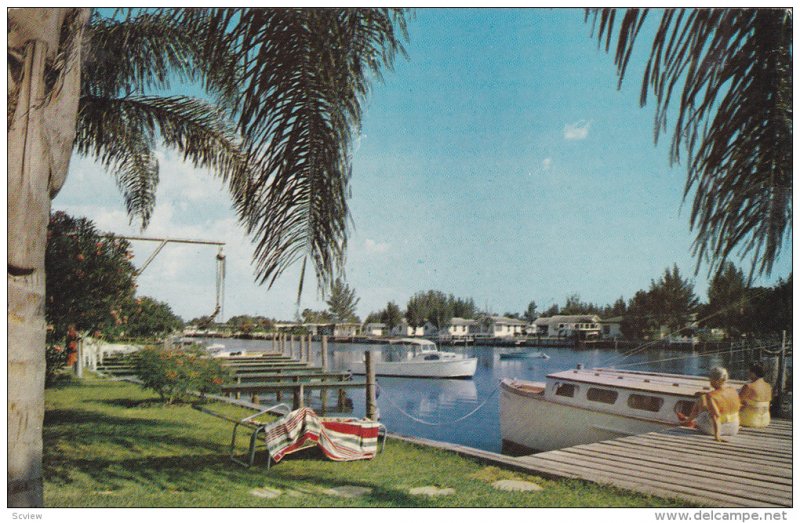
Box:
[350,338,477,379]
[500,366,746,454]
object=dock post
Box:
[365,351,377,421]
[251,393,259,405]
[774,331,787,417]
[271,333,276,353]
[235,377,241,400]
[320,335,329,410]
[290,335,295,360]
[337,388,346,410]
[305,334,312,366]
[293,384,305,409]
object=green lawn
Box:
[43,376,690,507]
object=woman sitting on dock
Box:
[738,362,772,428]
[682,367,741,442]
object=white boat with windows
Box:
[500,366,746,454]
[350,338,477,379]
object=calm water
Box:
[205,338,776,453]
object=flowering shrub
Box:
[134,345,229,404]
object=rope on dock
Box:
[375,382,499,427]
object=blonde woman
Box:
[686,367,741,442]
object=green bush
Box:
[134,345,229,404]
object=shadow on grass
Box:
[95,398,167,409]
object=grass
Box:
[43,375,691,508]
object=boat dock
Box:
[392,419,792,507]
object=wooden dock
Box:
[392,419,792,507]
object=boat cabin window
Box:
[587,387,618,404]
[674,400,695,417]
[554,382,577,398]
[628,394,664,412]
[423,354,440,361]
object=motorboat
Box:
[499,351,550,360]
[205,343,246,358]
[349,338,477,379]
[499,366,746,454]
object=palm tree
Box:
[587,8,792,279]
[7,7,408,507]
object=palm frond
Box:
[587,8,792,277]
[82,10,200,98]
[75,94,158,226]
[75,94,249,227]
[170,8,408,296]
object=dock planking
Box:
[392,419,791,507]
[517,419,792,507]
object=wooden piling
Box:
[775,331,787,417]
[235,377,241,400]
[305,334,312,366]
[365,351,377,421]
[293,384,305,409]
[320,335,329,412]
[290,335,295,360]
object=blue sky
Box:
[53,8,792,322]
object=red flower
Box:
[212,377,224,385]
[53,345,64,353]
[67,341,77,351]
[76,254,85,262]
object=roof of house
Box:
[489,315,527,325]
[450,317,478,326]
[364,322,386,328]
[534,315,601,325]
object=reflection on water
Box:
[198,337,784,452]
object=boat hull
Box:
[350,357,477,379]
[499,379,678,453]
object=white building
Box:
[533,315,601,339]
[599,316,624,339]
[422,317,479,338]
[476,316,527,338]
[363,322,386,337]
[390,321,424,337]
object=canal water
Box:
[205,338,777,453]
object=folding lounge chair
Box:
[229,405,386,469]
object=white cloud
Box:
[542,158,553,170]
[364,238,390,254]
[563,120,591,141]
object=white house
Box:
[476,316,527,338]
[422,317,478,338]
[310,322,362,338]
[599,316,624,339]
[390,321,424,337]
[363,322,386,337]
[533,315,601,339]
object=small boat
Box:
[499,351,550,360]
[204,343,245,358]
[500,366,746,454]
[350,338,477,379]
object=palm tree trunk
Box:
[8,8,88,507]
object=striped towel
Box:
[263,407,382,464]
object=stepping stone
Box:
[409,486,455,496]
[492,479,543,492]
[325,485,373,498]
[250,487,282,499]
